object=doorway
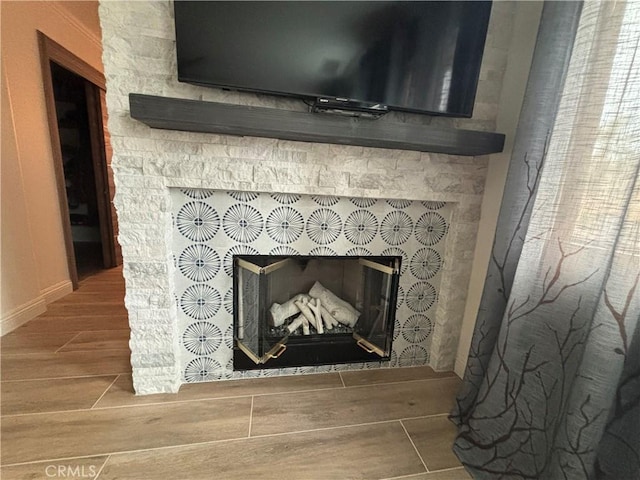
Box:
[51,63,104,279]
[39,33,121,287]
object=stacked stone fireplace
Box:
[99,0,514,394]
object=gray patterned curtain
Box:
[452,2,640,479]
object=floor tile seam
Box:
[247,396,254,437]
[379,472,429,480]
[49,306,127,310]
[0,352,67,357]
[70,386,343,412]
[54,332,83,353]
[0,373,121,384]
[252,375,458,397]
[1,407,101,418]
[2,332,82,339]
[93,454,111,480]
[60,329,131,334]
[248,417,407,440]
[91,375,121,409]
[401,412,450,422]
[57,290,125,293]
[2,384,341,417]
[241,376,456,403]
[56,348,132,354]
[0,404,451,423]
[380,466,468,479]
[0,395,252,418]
[51,300,126,305]
[0,434,250,468]
[10,330,129,334]
[2,454,111,469]
[426,466,466,473]
[340,374,458,388]
[0,372,131,383]
[2,373,453,398]
[400,419,430,474]
[33,314,129,319]
[1,419,405,467]
[1,350,130,357]
[1,376,454,412]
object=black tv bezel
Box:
[174,1,492,119]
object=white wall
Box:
[0,1,103,333]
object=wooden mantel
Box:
[129,93,505,157]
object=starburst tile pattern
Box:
[344,209,378,245]
[178,244,220,282]
[380,211,414,246]
[398,345,429,367]
[406,282,437,313]
[415,212,448,246]
[265,206,304,244]
[269,246,300,256]
[176,201,220,242]
[270,193,301,204]
[170,188,452,382]
[223,204,263,243]
[409,248,442,280]
[351,197,378,208]
[402,314,433,343]
[181,188,214,200]
[306,208,342,244]
[180,284,222,320]
[309,246,338,256]
[184,357,223,383]
[182,321,222,355]
[311,195,339,206]
[387,199,413,209]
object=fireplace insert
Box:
[233,255,401,370]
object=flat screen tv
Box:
[174,1,492,118]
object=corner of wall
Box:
[0,299,47,336]
[454,1,545,377]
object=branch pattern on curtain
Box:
[452,2,640,479]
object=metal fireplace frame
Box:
[232,255,401,370]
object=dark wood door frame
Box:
[85,82,116,269]
[38,31,116,288]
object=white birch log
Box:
[302,318,310,335]
[320,306,339,329]
[295,297,320,331]
[269,293,310,327]
[286,314,305,334]
[306,298,325,333]
[309,282,360,327]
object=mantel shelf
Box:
[129,93,505,157]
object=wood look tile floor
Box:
[0,267,472,480]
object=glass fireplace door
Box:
[233,255,401,369]
[234,258,290,364]
[352,258,400,357]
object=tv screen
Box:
[174,1,492,117]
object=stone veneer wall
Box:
[99,1,517,394]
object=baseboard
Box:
[41,280,74,304]
[1,297,47,336]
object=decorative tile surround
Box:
[99,1,515,393]
[172,189,452,382]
